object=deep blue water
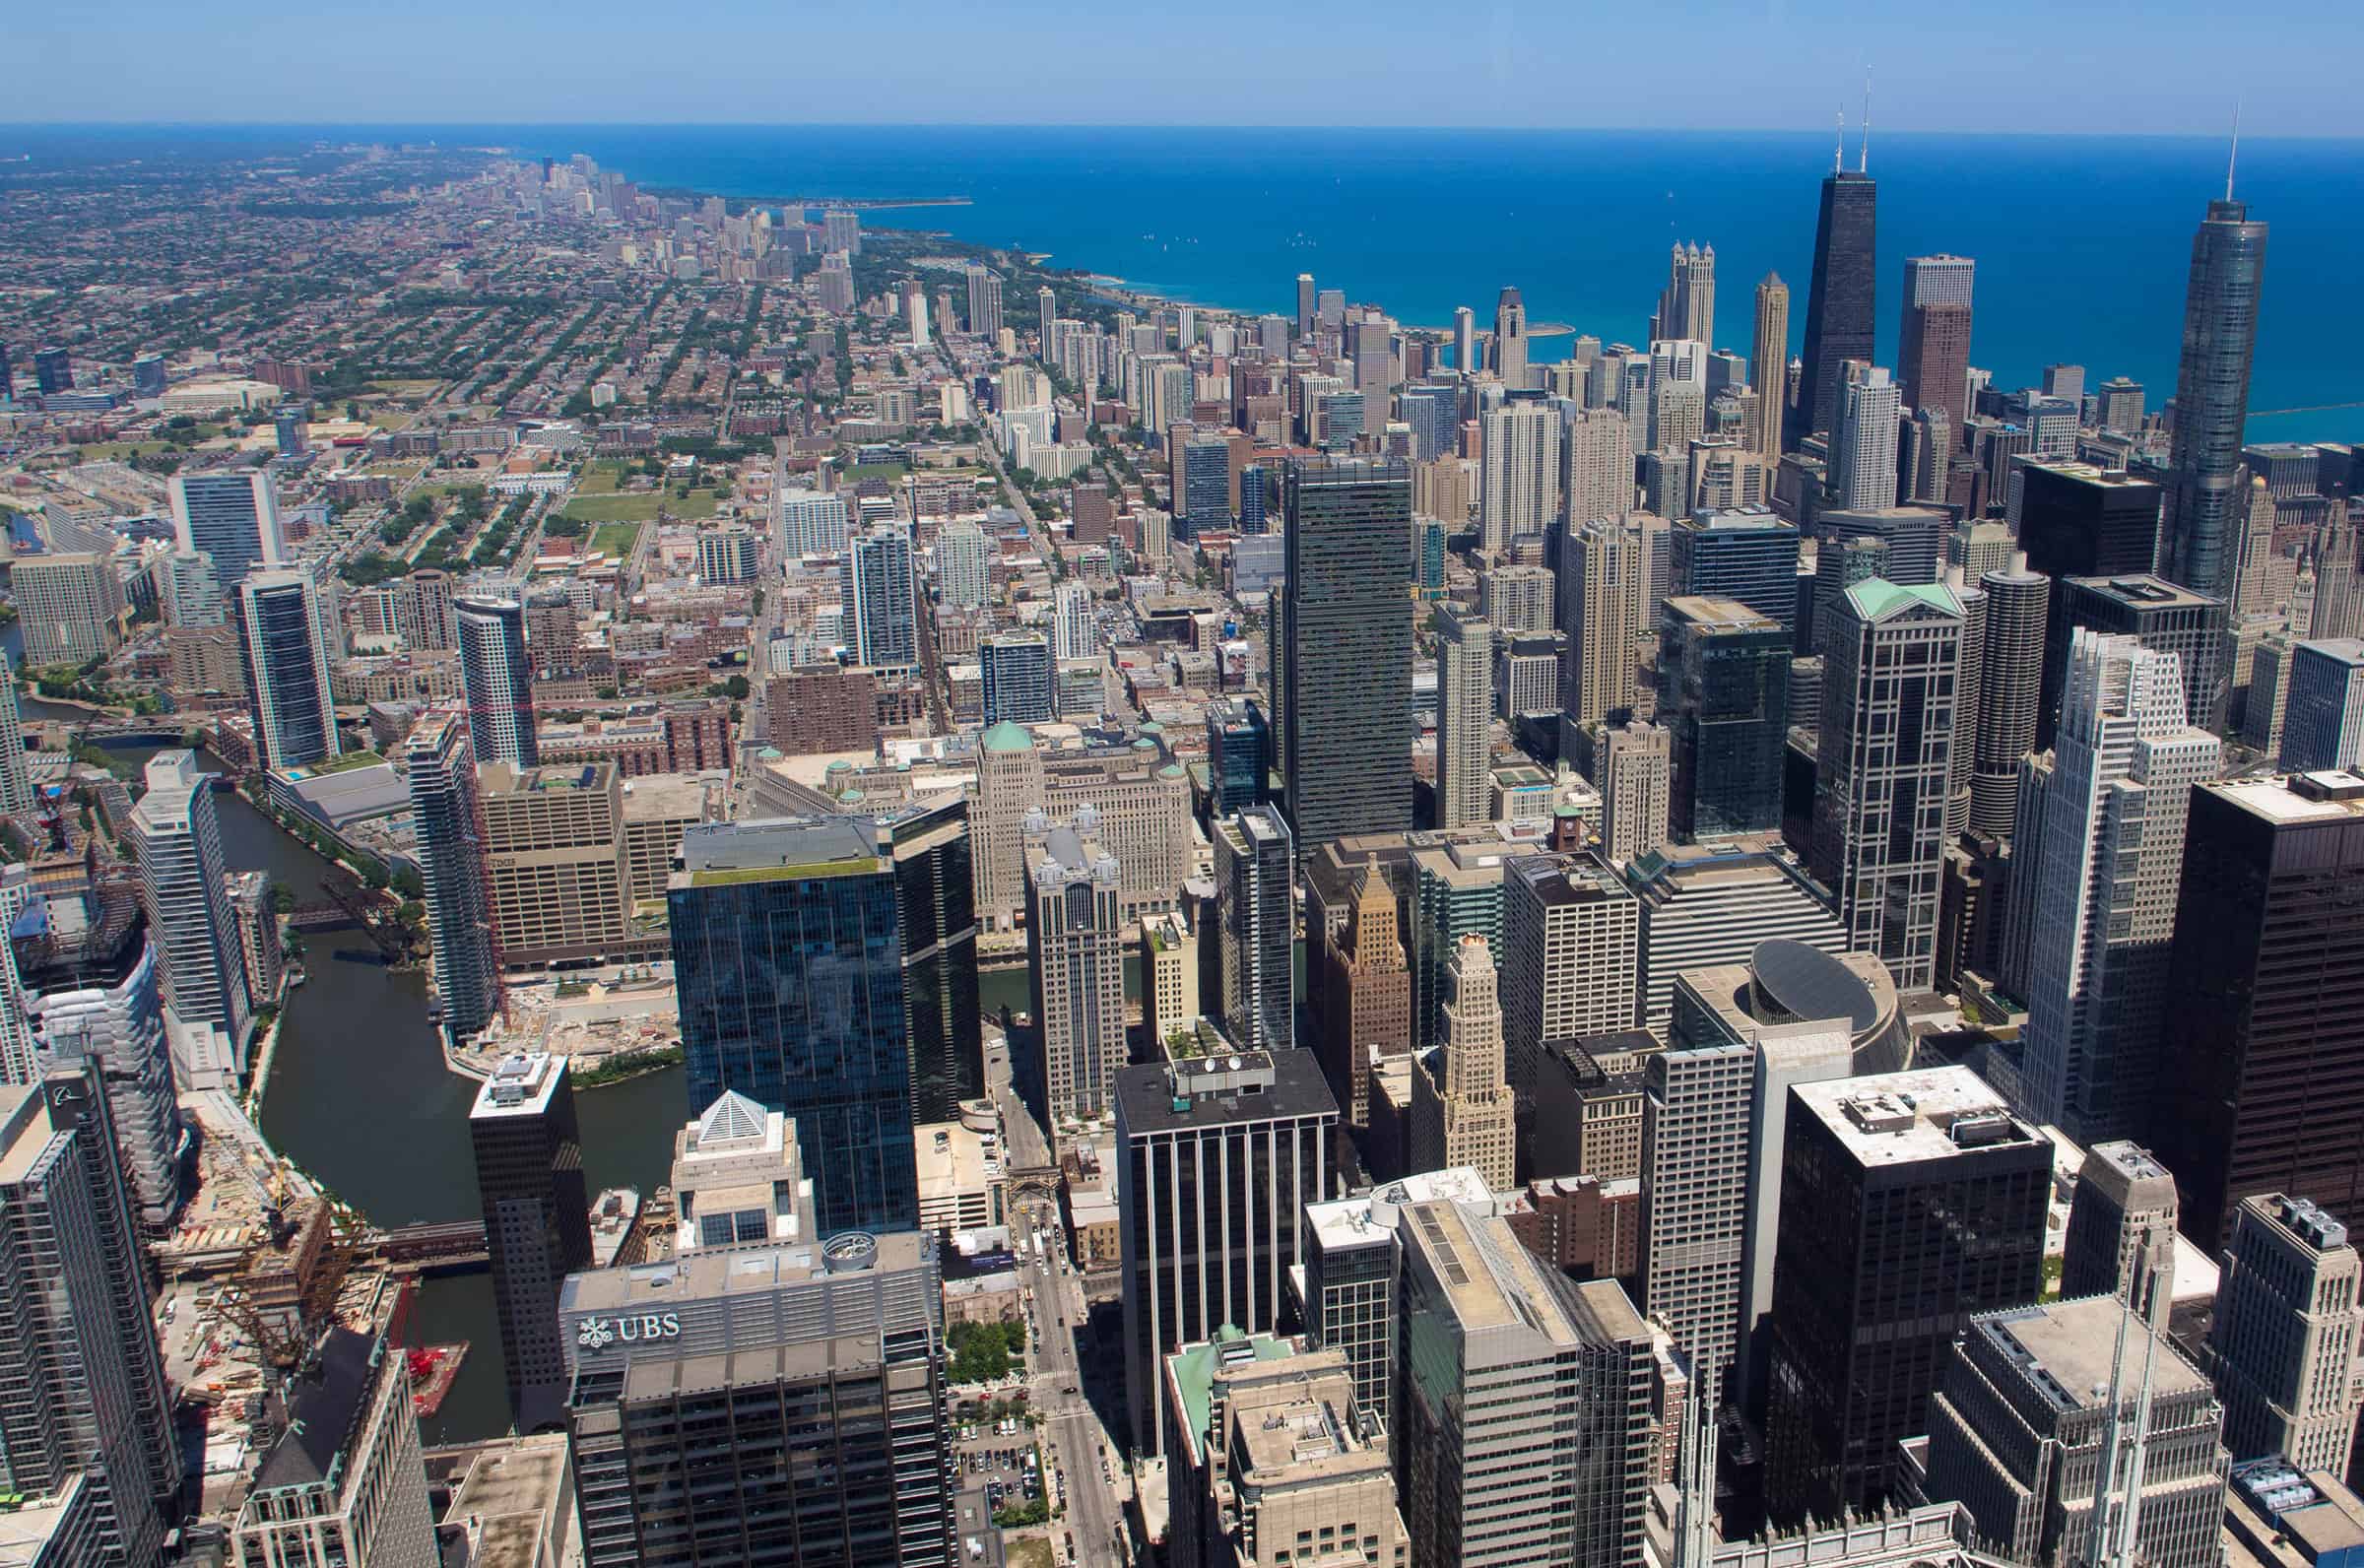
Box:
[11,123,2363,442]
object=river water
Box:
[59,719,1056,1443]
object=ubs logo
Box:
[575,1313,681,1350]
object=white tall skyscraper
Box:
[1454,305,1477,374]
[2010,632,2219,1141]
[131,750,251,1086]
[1478,394,1557,554]
[455,595,539,769]
[777,489,850,557]
[1828,365,1902,510]
[1433,608,1494,831]
[1051,579,1097,662]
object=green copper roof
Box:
[1846,577,1962,622]
[981,720,1033,753]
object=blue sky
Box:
[14,0,2364,136]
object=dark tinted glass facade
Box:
[671,834,919,1236]
[1796,169,1876,446]
[245,577,335,769]
[887,799,983,1123]
[2017,464,2162,581]
[1670,515,1803,634]
[2152,781,2364,1246]
[2038,574,2229,746]
[1660,598,1792,839]
[1280,458,1413,853]
[2159,200,2267,603]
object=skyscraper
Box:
[130,749,251,1082]
[2205,1193,2364,1470]
[1670,507,1802,634]
[1765,1067,2051,1521]
[1116,1049,1335,1454]
[1024,826,1125,1126]
[885,797,983,1123]
[455,594,538,769]
[2154,773,2364,1245]
[841,525,918,672]
[963,261,1002,336]
[1828,364,1901,510]
[979,631,1056,726]
[2039,573,2230,746]
[2278,638,2364,772]
[1492,286,1528,390]
[1215,806,1294,1053]
[1478,392,1557,554]
[469,1051,592,1435]
[0,651,30,817]
[237,568,340,772]
[558,1104,953,1568]
[1432,608,1493,831]
[1796,162,1877,446]
[1656,240,1716,347]
[1750,274,1790,458]
[0,1068,178,1568]
[1298,273,1318,340]
[2062,1139,2182,1313]
[1410,934,1517,1189]
[1499,852,1640,1106]
[1279,458,1412,851]
[1598,719,1672,864]
[1967,564,2050,837]
[1658,596,1792,840]
[1897,255,1975,431]
[407,713,498,1041]
[170,469,284,587]
[2010,632,2218,1143]
[1397,1199,1654,1568]
[1316,856,1411,1130]
[669,817,928,1235]
[1812,579,1962,991]
[1562,517,1643,728]
[2159,196,2268,605]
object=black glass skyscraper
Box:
[1278,457,1413,854]
[670,817,925,1235]
[886,796,984,1123]
[1796,168,1877,448]
[1658,596,1792,839]
[2158,198,2267,603]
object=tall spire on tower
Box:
[1860,69,1872,173]
[2226,98,2242,201]
[1834,103,1845,174]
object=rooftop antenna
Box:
[1860,69,1872,173]
[1834,103,1846,174]
[2226,98,2242,201]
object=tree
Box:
[723,674,749,701]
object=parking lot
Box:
[953,1422,1044,1521]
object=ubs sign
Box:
[575,1313,682,1351]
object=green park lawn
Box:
[587,521,644,557]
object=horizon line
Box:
[4,118,2363,144]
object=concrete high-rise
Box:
[2011,633,2218,1141]
[130,750,251,1085]
[1656,240,1716,347]
[1316,856,1412,1129]
[841,524,918,672]
[2279,638,2364,772]
[2205,1193,2364,1470]
[963,261,1002,335]
[1115,1049,1336,1455]
[1765,1068,2051,1520]
[1812,580,1963,991]
[2156,774,2364,1245]
[1397,1198,1653,1568]
[1967,564,2050,837]
[1829,364,1902,510]
[1499,851,1640,1107]
[1623,841,1848,1038]
[469,1051,592,1435]
[2062,1140,2183,1316]
[2040,573,2231,745]
[1215,805,1294,1053]
[1562,517,1643,728]
[1432,607,1493,831]
[0,1068,178,1568]
[1563,406,1637,528]
[1658,597,1791,840]
[2159,197,2268,605]
[1640,1035,1758,1392]
[237,568,340,772]
[1453,304,1477,374]
[1410,935,1517,1190]
[1797,163,1877,445]
[170,469,285,587]
[0,651,30,817]
[1750,274,1790,458]
[406,713,499,1041]
[1478,392,1557,554]
[455,595,539,768]
[1492,286,1528,390]
[1024,826,1126,1126]
[1279,458,1413,851]
[1598,719,1672,865]
[1896,255,1975,430]
[1914,1295,2230,1568]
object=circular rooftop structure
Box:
[1747,939,1909,1074]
